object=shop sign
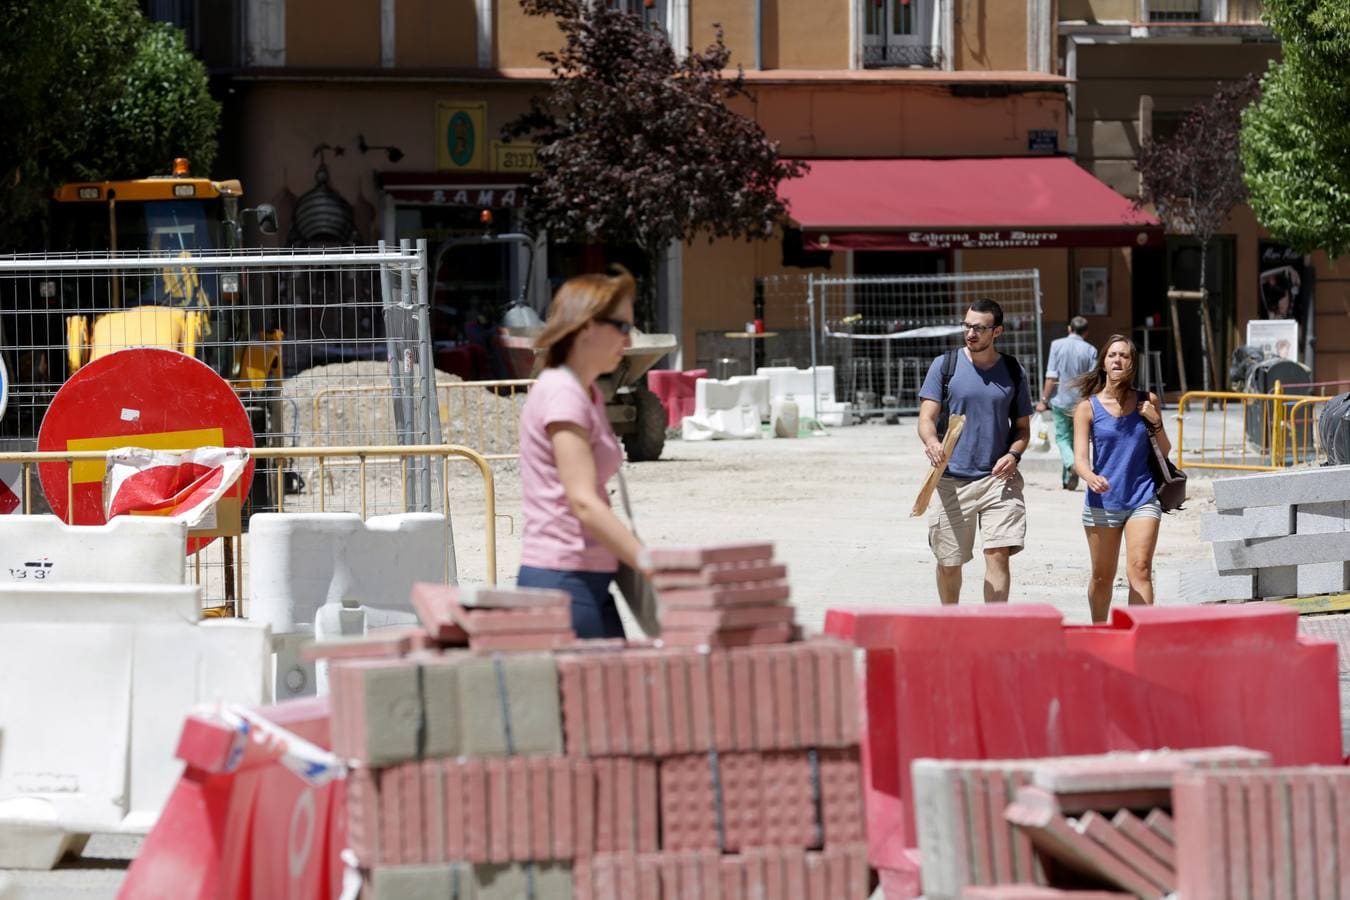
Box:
[491,140,540,174]
[1027,129,1059,153]
[436,101,487,172]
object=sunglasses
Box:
[595,317,634,335]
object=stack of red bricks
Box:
[1174,766,1350,898]
[912,747,1271,899]
[318,542,870,899]
[649,543,798,647]
[412,582,575,651]
[558,634,868,898]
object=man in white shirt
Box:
[1035,316,1097,490]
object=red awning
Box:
[779,157,1162,251]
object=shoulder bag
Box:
[1140,391,1186,512]
[613,469,661,637]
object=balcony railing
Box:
[1140,0,1265,24]
[862,44,943,69]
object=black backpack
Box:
[935,348,1025,441]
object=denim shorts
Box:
[1081,498,1163,528]
[516,565,624,640]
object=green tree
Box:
[1241,0,1350,257]
[503,0,805,328]
[0,0,220,249]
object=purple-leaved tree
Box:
[1136,75,1259,388]
[503,0,806,328]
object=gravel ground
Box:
[4,420,1218,895]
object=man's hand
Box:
[1086,473,1111,493]
[924,438,946,468]
[1035,400,1048,413]
[991,453,1019,481]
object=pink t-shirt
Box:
[519,366,625,572]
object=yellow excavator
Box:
[51,158,282,391]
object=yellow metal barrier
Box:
[310,380,535,459]
[1177,383,1332,472]
[1285,396,1332,467]
[0,444,498,614]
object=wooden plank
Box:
[911,414,965,518]
[1278,593,1350,615]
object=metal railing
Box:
[0,443,498,614]
[311,379,534,460]
[1175,383,1338,472]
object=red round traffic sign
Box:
[38,348,256,549]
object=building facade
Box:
[144,0,1345,391]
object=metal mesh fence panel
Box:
[0,242,453,519]
[763,270,1043,417]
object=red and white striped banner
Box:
[103,446,248,528]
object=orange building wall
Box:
[739,85,1065,158]
[287,0,381,67]
[763,0,851,69]
[953,0,1028,72]
[691,0,756,68]
[494,0,566,68]
[396,0,479,68]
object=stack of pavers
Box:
[323,542,870,899]
[911,746,1270,899]
[1172,765,1350,898]
[1176,466,1350,753]
[1178,466,1350,604]
[648,542,796,647]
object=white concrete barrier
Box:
[681,376,769,441]
[0,583,269,869]
[755,366,837,421]
[246,512,455,699]
[0,516,185,585]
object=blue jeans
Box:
[516,565,625,639]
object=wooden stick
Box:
[911,414,964,517]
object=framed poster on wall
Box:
[1079,267,1109,316]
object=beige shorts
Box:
[928,472,1027,566]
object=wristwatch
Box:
[1008,449,1023,462]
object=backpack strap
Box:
[1002,352,1026,448]
[936,348,960,439]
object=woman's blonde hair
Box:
[533,267,637,371]
[1071,333,1138,403]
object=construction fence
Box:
[1175,382,1348,472]
[751,270,1045,417]
[0,242,533,609]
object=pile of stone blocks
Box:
[325,545,868,899]
[649,543,797,647]
[1173,766,1350,898]
[911,747,1270,899]
[1180,467,1350,602]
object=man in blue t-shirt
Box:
[1035,316,1098,490]
[916,298,1034,605]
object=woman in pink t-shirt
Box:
[517,268,650,638]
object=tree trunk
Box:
[1197,239,1212,391]
[637,244,661,333]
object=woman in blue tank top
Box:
[1070,335,1172,624]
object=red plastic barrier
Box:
[119,698,347,900]
[647,368,708,428]
[824,603,1341,896]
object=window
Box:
[1144,0,1209,22]
[862,0,940,68]
[610,0,670,32]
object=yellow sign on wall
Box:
[436,102,487,172]
[490,140,540,174]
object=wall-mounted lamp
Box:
[356,133,405,164]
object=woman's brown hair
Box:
[533,267,637,371]
[1070,333,1139,404]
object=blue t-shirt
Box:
[1084,393,1157,511]
[920,351,1034,479]
[1045,334,1098,410]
